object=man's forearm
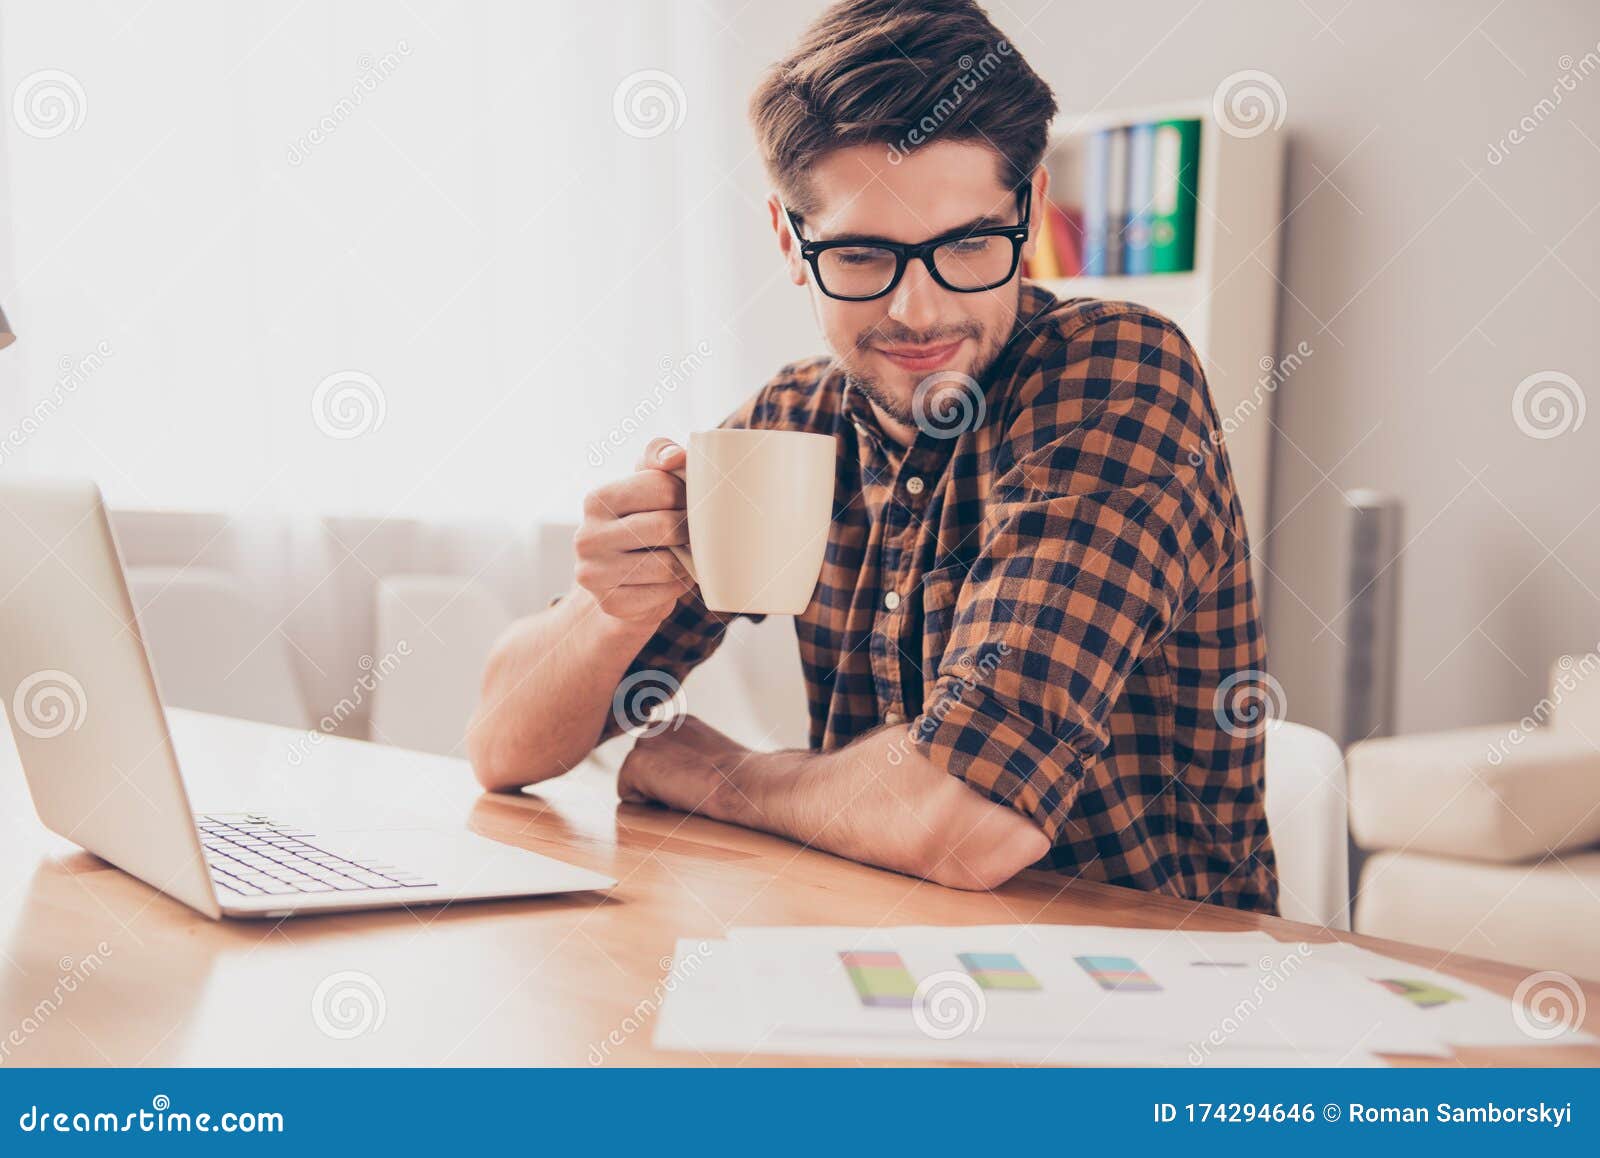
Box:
[467,589,659,791]
[708,728,1050,890]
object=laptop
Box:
[0,477,615,918]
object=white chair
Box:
[369,575,514,756]
[530,522,579,609]
[681,615,810,752]
[1263,721,1351,929]
[126,566,309,729]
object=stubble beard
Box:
[842,324,1008,427]
[836,285,1021,427]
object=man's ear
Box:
[1021,164,1050,263]
[767,193,808,287]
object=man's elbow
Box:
[467,714,525,792]
[466,697,550,792]
[928,831,1048,890]
[916,790,1051,891]
[467,706,593,793]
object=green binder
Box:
[1149,118,1200,273]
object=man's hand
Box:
[617,714,752,813]
[573,437,694,626]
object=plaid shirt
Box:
[610,282,1277,913]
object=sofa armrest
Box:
[1348,725,1600,862]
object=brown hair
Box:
[749,0,1058,216]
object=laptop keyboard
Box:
[196,813,436,896]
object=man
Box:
[469,0,1276,912]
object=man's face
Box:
[772,140,1043,437]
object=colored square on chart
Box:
[841,950,906,969]
[840,950,917,1007]
[1377,978,1465,1009]
[1075,954,1162,993]
[957,951,1042,991]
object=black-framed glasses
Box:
[784,186,1031,302]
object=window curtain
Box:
[0,0,812,736]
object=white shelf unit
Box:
[1037,101,1287,595]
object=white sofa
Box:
[1348,658,1600,980]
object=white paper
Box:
[649,934,1401,1068]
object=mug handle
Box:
[665,466,697,584]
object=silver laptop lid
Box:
[0,477,219,918]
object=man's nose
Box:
[884,257,945,333]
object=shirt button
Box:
[883,591,901,611]
[905,476,924,496]
[884,710,905,725]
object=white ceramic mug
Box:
[668,428,836,615]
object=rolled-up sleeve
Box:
[910,311,1239,840]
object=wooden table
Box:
[1,709,1595,1066]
